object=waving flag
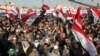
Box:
[22,10,37,25]
[0,8,7,13]
[91,7,100,23]
[42,4,50,10]
[25,15,38,25]
[6,9,16,20]
[58,8,66,22]
[66,11,75,20]
[16,7,21,19]
[0,8,6,10]
[75,7,83,28]
[72,7,83,40]
[27,9,34,15]
[72,7,98,56]
[41,4,51,15]
[72,21,98,56]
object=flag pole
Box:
[42,0,44,5]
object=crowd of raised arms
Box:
[0,6,100,56]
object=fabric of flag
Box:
[8,13,15,20]
[80,9,88,17]
[22,11,37,25]
[72,21,98,56]
[91,7,100,23]
[92,7,100,18]
[27,9,34,15]
[58,8,66,22]
[72,7,98,56]
[22,9,36,22]
[6,10,16,20]
[25,15,38,25]
[0,8,7,10]
[72,7,84,40]
[66,11,75,20]
[16,7,21,19]
[0,8,7,14]
[75,7,83,28]
[42,4,51,14]
[16,7,20,15]
[0,7,17,20]
[42,4,50,10]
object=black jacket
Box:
[17,43,32,56]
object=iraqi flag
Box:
[6,9,16,20]
[42,4,51,15]
[75,7,83,28]
[16,7,21,19]
[58,8,66,22]
[42,4,50,10]
[27,9,36,15]
[72,7,98,56]
[66,11,75,20]
[91,7,100,23]
[0,8,7,13]
[22,10,37,25]
[72,21,98,56]
[72,7,84,41]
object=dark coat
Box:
[17,43,33,56]
[70,43,90,56]
[0,30,9,56]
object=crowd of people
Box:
[0,7,100,56]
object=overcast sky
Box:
[0,0,99,8]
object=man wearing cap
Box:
[49,45,60,56]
